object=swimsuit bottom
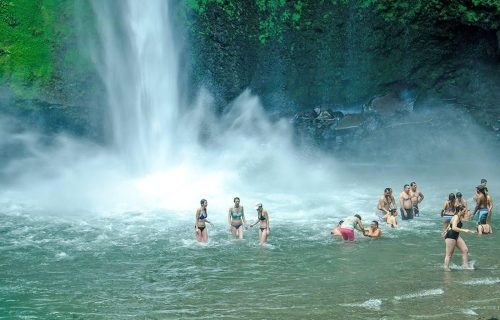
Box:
[400,207,414,220]
[340,227,355,241]
[445,229,460,240]
[477,208,488,225]
[413,205,419,216]
[231,223,242,230]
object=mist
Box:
[0,1,498,222]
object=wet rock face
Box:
[291,90,418,150]
[363,92,415,115]
[292,93,500,161]
[187,2,499,142]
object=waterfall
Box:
[92,0,180,172]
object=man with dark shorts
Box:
[399,184,414,220]
[410,182,424,217]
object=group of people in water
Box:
[194,179,494,271]
[332,179,494,271]
[331,181,425,240]
[195,197,270,245]
[440,179,493,271]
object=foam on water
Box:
[393,288,444,301]
[460,278,500,285]
[341,299,382,310]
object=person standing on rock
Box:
[410,182,424,217]
[399,184,414,220]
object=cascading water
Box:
[92,0,180,172]
[84,0,342,215]
[1,2,500,319]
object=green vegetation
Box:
[360,0,500,29]
[0,0,81,98]
[1,0,53,96]
[186,0,304,44]
[186,0,500,44]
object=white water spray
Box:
[1,1,499,221]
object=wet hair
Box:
[233,197,240,202]
[200,199,208,216]
[338,220,344,226]
[404,184,410,189]
[447,193,456,210]
[476,186,488,198]
[410,182,416,187]
[456,192,462,198]
[481,178,487,184]
[354,214,362,220]
[384,187,391,193]
[371,220,378,227]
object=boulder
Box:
[362,92,415,114]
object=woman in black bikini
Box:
[195,199,212,243]
[250,203,270,245]
[443,204,474,271]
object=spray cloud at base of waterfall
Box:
[0,1,499,221]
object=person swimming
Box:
[477,222,493,235]
[331,220,343,237]
[363,221,381,238]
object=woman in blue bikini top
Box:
[195,199,212,243]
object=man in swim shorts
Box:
[399,184,414,220]
[473,186,489,225]
[410,181,424,217]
